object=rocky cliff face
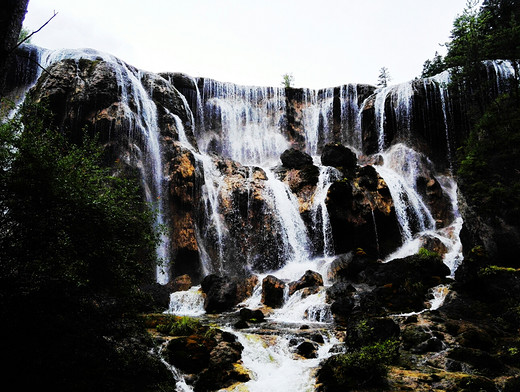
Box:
[5,45,516,286]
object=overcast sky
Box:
[23,0,473,89]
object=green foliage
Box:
[157,316,202,336]
[324,339,399,389]
[457,93,520,221]
[281,73,294,88]
[1,99,159,296]
[421,51,445,78]
[0,99,166,390]
[18,27,32,44]
[418,247,440,259]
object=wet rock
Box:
[288,270,324,296]
[345,317,400,348]
[236,275,259,304]
[172,274,192,292]
[280,148,313,169]
[195,333,249,392]
[164,335,213,373]
[326,281,356,302]
[201,274,238,313]
[261,275,286,308]
[448,347,504,376]
[321,143,357,173]
[297,341,318,358]
[356,165,379,191]
[233,320,249,329]
[239,308,265,323]
[326,172,402,259]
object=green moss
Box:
[478,265,519,277]
[418,247,440,259]
[157,316,202,336]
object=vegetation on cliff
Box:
[0,99,173,391]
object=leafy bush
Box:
[157,316,202,336]
[1,99,166,390]
[319,339,399,389]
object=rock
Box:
[172,274,192,292]
[195,333,249,391]
[280,148,313,169]
[261,275,286,308]
[234,320,249,329]
[239,308,265,323]
[448,347,504,375]
[236,275,259,304]
[288,270,323,296]
[326,281,356,302]
[201,274,238,313]
[164,335,213,373]
[346,317,400,348]
[297,341,318,358]
[321,143,357,173]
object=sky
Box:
[22,0,473,89]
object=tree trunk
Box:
[0,0,30,97]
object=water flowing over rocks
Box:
[6,43,520,391]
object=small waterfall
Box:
[374,86,392,152]
[199,79,288,166]
[263,169,312,264]
[23,46,172,284]
[164,286,206,317]
[374,144,436,242]
[486,59,516,94]
[301,88,335,156]
[340,83,362,150]
[311,166,341,257]
[232,331,338,392]
[430,71,454,170]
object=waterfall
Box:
[374,144,436,242]
[301,88,335,156]
[232,331,338,392]
[199,79,288,166]
[374,86,392,152]
[263,169,312,264]
[340,83,362,150]
[486,59,516,94]
[430,70,454,170]
[311,165,341,257]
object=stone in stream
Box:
[261,275,286,308]
[288,270,324,296]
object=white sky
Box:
[23,0,471,89]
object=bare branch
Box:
[10,11,58,52]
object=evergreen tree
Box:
[377,67,391,88]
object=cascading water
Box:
[311,165,341,257]
[374,144,436,242]
[13,45,475,390]
[374,85,392,152]
[16,45,172,284]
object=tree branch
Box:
[10,11,58,53]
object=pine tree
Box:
[377,67,391,88]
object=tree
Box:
[281,72,294,88]
[377,67,391,88]
[0,99,174,390]
[421,51,445,78]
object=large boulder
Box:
[262,275,286,308]
[201,274,238,313]
[320,143,357,174]
[280,148,313,169]
[288,270,323,296]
